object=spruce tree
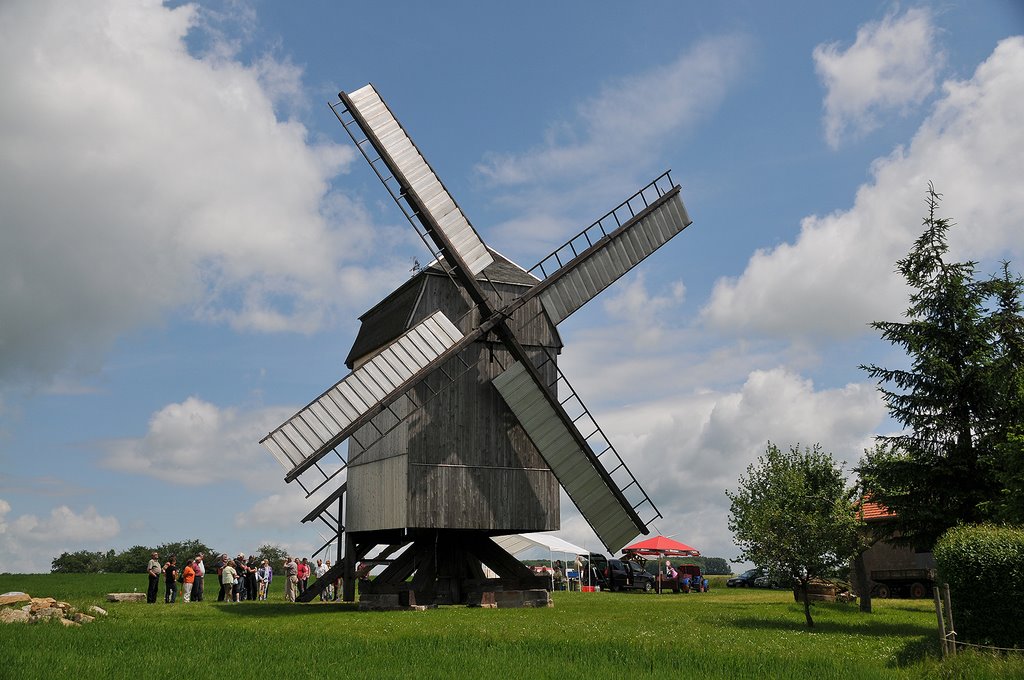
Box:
[858,185,1020,548]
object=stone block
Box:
[0,593,31,607]
[88,606,108,616]
[106,593,147,603]
[31,607,64,619]
[72,613,95,624]
[57,617,81,627]
[492,589,553,609]
[0,608,31,624]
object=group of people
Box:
[216,553,277,602]
[145,551,339,604]
[282,556,340,602]
[146,551,208,604]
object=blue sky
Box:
[1,0,1022,572]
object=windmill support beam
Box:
[350,530,550,607]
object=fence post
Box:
[933,586,947,658]
[942,583,956,656]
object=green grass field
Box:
[0,573,1020,679]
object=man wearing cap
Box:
[284,557,298,602]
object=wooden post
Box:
[933,586,947,657]
[342,533,356,602]
[942,583,956,656]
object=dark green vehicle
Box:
[727,568,765,588]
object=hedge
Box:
[934,524,1024,648]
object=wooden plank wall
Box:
[346,271,562,533]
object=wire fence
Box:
[934,583,1023,656]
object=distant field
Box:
[1,573,1020,679]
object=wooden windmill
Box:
[261,84,693,606]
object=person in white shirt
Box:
[193,554,206,601]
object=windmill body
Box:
[345,254,561,536]
[260,83,694,606]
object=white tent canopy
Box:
[492,532,590,557]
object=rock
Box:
[0,593,31,607]
[57,617,81,627]
[72,613,95,624]
[0,608,31,624]
[31,607,64,619]
[106,593,146,603]
[88,606,108,616]
[491,589,553,608]
[30,597,56,607]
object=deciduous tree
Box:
[727,442,861,627]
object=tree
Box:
[254,543,288,565]
[155,539,216,564]
[858,185,1024,548]
[979,262,1024,523]
[727,442,861,627]
[700,557,732,575]
[106,545,158,573]
[51,550,108,573]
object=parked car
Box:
[727,568,764,588]
[604,559,656,592]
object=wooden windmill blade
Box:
[510,172,692,326]
[261,310,473,479]
[340,84,493,276]
[493,359,656,553]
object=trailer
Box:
[869,568,937,599]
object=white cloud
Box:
[102,396,294,489]
[703,36,1024,340]
[601,274,686,349]
[477,35,748,255]
[814,8,943,148]
[478,35,747,187]
[541,367,884,560]
[0,499,121,572]
[0,0,410,385]
[237,483,341,531]
[588,367,884,560]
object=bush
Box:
[934,524,1024,648]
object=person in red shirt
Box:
[297,558,310,596]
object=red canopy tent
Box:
[622,535,700,557]
[622,535,701,594]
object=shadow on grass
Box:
[730,613,942,668]
[892,636,941,667]
[214,601,360,617]
[730,615,934,639]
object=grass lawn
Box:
[0,573,1020,679]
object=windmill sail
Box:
[342,85,493,275]
[261,311,464,473]
[529,176,691,325]
[493,360,652,553]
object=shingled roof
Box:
[859,498,895,522]
[344,250,539,368]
